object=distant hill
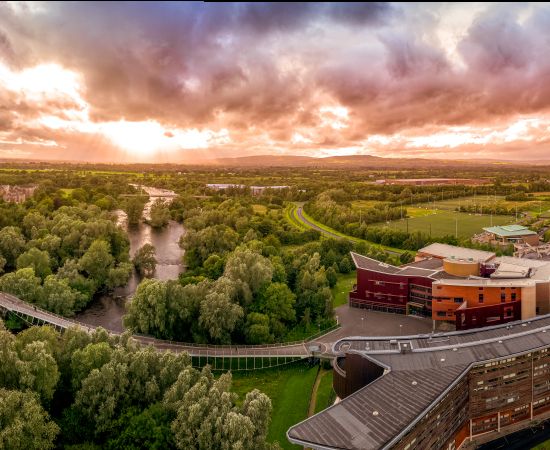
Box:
[210,154,547,168]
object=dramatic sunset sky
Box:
[1,2,550,163]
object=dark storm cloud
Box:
[2,2,550,162]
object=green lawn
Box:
[298,206,407,255]
[374,210,513,238]
[231,363,319,449]
[332,271,356,307]
[417,195,550,215]
[532,440,550,449]
[313,370,335,414]
[350,200,386,209]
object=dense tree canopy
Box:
[0,322,275,449]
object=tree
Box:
[257,283,296,324]
[245,313,271,344]
[124,279,170,337]
[325,266,338,288]
[133,244,157,277]
[41,275,86,316]
[169,370,274,450]
[71,342,113,390]
[224,249,273,306]
[107,262,133,290]
[16,340,60,402]
[199,291,243,343]
[125,197,145,227]
[17,248,52,280]
[106,403,174,450]
[0,268,42,304]
[149,199,171,228]
[0,254,5,275]
[0,226,26,269]
[79,239,114,287]
[0,389,59,450]
[22,211,48,239]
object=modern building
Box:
[349,244,550,330]
[482,225,539,246]
[287,315,550,449]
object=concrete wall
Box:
[521,285,537,320]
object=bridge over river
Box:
[0,292,337,370]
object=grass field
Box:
[313,370,335,414]
[417,195,550,215]
[350,200,386,209]
[231,362,318,449]
[332,271,356,307]
[374,210,513,238]
[297,206,407,255]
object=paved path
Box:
[0,293,310,358]
[294,204,400,256]
[0,295,434,359]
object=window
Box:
[511,293,517,301]
[437,311,447,317]
[501,293,506,302]
[454,297,463,303]
[479,294,484,303]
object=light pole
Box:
[399,324,403,337]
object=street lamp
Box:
[399,324,403,337]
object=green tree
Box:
[0,389,59,450]
[257,283,296,324]
[22,211,48,239]
[0,254,5,275]
[41,275,87,316]
[107,262,133,290]
[125,197,145,227]
[149,199,171,228]
[199,291,243,343]
[17,248,52,280]
[16,340,60,402]
[0,268,42,304]
[0,226,26,269]
[79,239,114,287]
[245,312,272,344]
[132,244,157,277]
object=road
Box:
[294,204,401,256]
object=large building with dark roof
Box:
[287,315,550,449]
[349,244,550,330]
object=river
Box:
[74,187,185,332]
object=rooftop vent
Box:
[373,411,379,416]
[411,381,418,386]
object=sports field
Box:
[374,210,513,238]
[417,195,550,215]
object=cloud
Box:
[1,2,550,162]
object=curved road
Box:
[294,204,400,256]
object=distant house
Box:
[482,225,539,246]
[0,185,38,203]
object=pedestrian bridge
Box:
[0,292,327,370]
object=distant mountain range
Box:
[210,154,550,168]
[2,154,550,168]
